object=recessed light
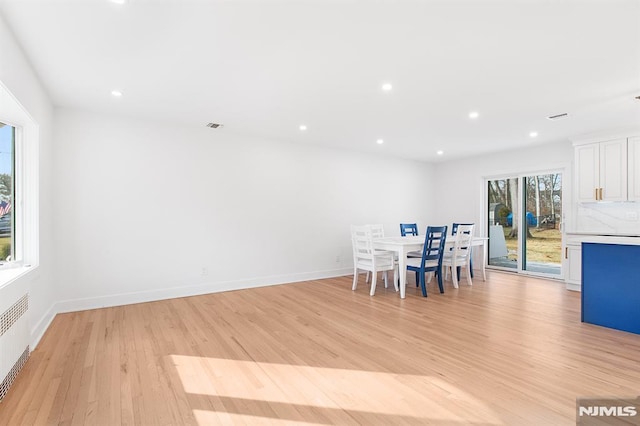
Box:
[299,125,307,131]
[468,111,479,119]
[437,150,444,155]
[376,139,384,145]
[111,90,123,97]
[529,131,538,138]
[381,83,393,92]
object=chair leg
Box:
[365,271,370,283]
[427,272,433,283]
[393,267,399,292]
[436,267,444,293]
[465,262,473,286]
[370,271,378,296]
[469,252,474,279]
[352,267,359,290]
[452,265,460,289]
[419,270,428,297]
[383,271,388,288]
[415,271,419,287]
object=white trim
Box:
[0,80,40,287]
[566,283,581,292]
[30,302,56,350]
[54,267,353,314]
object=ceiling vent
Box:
[206,122,223,129]
[547,113,569,121]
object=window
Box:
[0,79,40,285]
[0,122,14,264]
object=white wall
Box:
[0,14,56,348]
[432,141,574,234]
[53,109,435,311]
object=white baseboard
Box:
[54,267,353,314]
[30,303,56,350]
[566,282,581,292]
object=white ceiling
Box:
[1,0,639,162]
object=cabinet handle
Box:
[565,247,568,259]
[595,188,598,200]
[599,188,603,200]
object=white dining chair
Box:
[369,223,385,239]
[365,223,393,281]
[442,224,474,288]
[351,225,398,295]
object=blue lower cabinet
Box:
[582,243,640,335]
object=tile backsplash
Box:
[574,202,640,236]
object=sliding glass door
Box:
[523,173,562,275]
[487,172,563,278]
[487,178,519,270]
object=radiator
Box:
[0,293,29,402]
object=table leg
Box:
[398,247,408,298]
[481,240,487,281]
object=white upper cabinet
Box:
[599,139,628,201]
[575,138,627,202]
[575,143,600,202]
[629,136,640,202]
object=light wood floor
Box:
[1,272,639,425]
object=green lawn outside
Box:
[0,236,10,261]
[502,226,562,264]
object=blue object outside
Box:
[506,212,537,227]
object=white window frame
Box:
[0,80,39,286]
[0,121,18,264]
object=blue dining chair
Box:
[400,223,421,263]
[406,226,448,297]
[452,223,474,278]
[400,223,418,236]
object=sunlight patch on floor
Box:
[193,410,326,425]
[171,355,504,425]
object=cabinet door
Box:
[565,244,581,289]
[575,143,599,202]
[628,136,640,202]
[599,138,627,201]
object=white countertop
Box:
[565,233,640,245]
[566,231,640,237]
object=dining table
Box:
[372,235,489,299]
